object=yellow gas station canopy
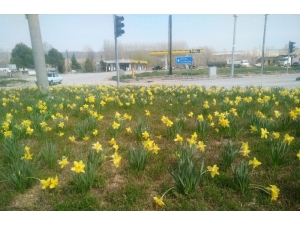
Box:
[149,49,204,56]
[131,60,148,64]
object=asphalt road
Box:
[58,72,300,89]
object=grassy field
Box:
[112,66,300,81]
[0,83,300,211]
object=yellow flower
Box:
[196,141,206,152]
[112,121,120,129]
[250,125,257,133]
[153,197,165,207]
[174,134,183,143]
[261,128,269,139]
[126,127,132,133]
[69,136,76,143]
[188,112,193,117]
[240,142,250,157]
[58,132,64,137]
[58,156,69,168]
[145,110,151,116]
[26,126,34,135]
[111,152,122,168]
[58,122,64,128]
[83,136,90,141]
[113,144,119,151]
[249,157,261,169]
[207,165,220,178]
[283,133,294,145]
[41,178,51,189]
[93,129,98,136]
[92,141,103,152]
[166,119,173,127]
[71,160,85,173]
[142,131,150,139]
[50,176,59,189]
[4,130,13,138]
[152,144,160,154]
[197,114,204,122]
[109,138,116,146]
[297,150,300,160]
[272,132,280,139]
[21,146,33,160]
[218,118,230,128]
[266,185,280,201]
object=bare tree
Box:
[83,45,95,63]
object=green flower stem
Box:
[249,184,270,194]
[161,187,176,199]
[26,177,41,181]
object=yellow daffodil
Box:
[112,121,120,129]
[26,126,34,135]
[21,146,33,160]
[50,176,59,189]
[71,160,85,173]
[197,114,204,122]
[266,185,280,201]
[166,119,173,127]
[240,142,250,157]
[297,150,300,160]
[108,138,115,146]
[272,132,280,139]
[58,156,69,168]
[153,197,165,207]
[83,136,90,141]
[250,125,257,133]
[196,141,206,152]
[174,134,183,143]
[93,129,98,136]
[126,127,132,133]
[145,110,150,116]
[111,152,122,168]
[283,133,294,145]
[69,136,76,143]
[218,118,230,128]
[142,131,150,139]
[261,128,269,139]
[58,122,64,128]
[92,141,103,152]
[41,178,51,189]
[249,157,261,169]
[188,112,194,117]
[113,144,119,151]
[207,165,220,178]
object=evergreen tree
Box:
[10,43,34,69]
[70,54,81,70]
[85,58,94,72]
[46,48,65,73]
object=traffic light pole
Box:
[114,15,120,87]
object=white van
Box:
[241,60,250,67]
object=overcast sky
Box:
[1,1,299,53]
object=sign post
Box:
[176,56,193,77]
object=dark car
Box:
[152,65,162,70]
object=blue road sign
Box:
[176,56,193,65]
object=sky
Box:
[0,1,299,54]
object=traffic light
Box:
[289,41,296,54]
[114,15,125,38]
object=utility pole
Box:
[261,14,268,74]
[230,14,238,78]
[168,15,172,75]
[26,14,49,92]
[66,50,69,73]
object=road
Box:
[22,71,300,89]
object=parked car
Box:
[47,72,63,85]
[152,65,162,70]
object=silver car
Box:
[47,72,63,85]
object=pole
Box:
[168,15,172,75]
[26,14,49,92]
[230,14,238,78]
[66,50,69,73]
[114,14,119,87]
[287,45,289,74]
[261,14,268,74]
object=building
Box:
[256,54,298,66]
[104,59,148,72]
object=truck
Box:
[279,56,292,67]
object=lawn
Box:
[0,84,300,210]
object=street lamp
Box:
[261,14,268,74]
[230,14,238,78]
